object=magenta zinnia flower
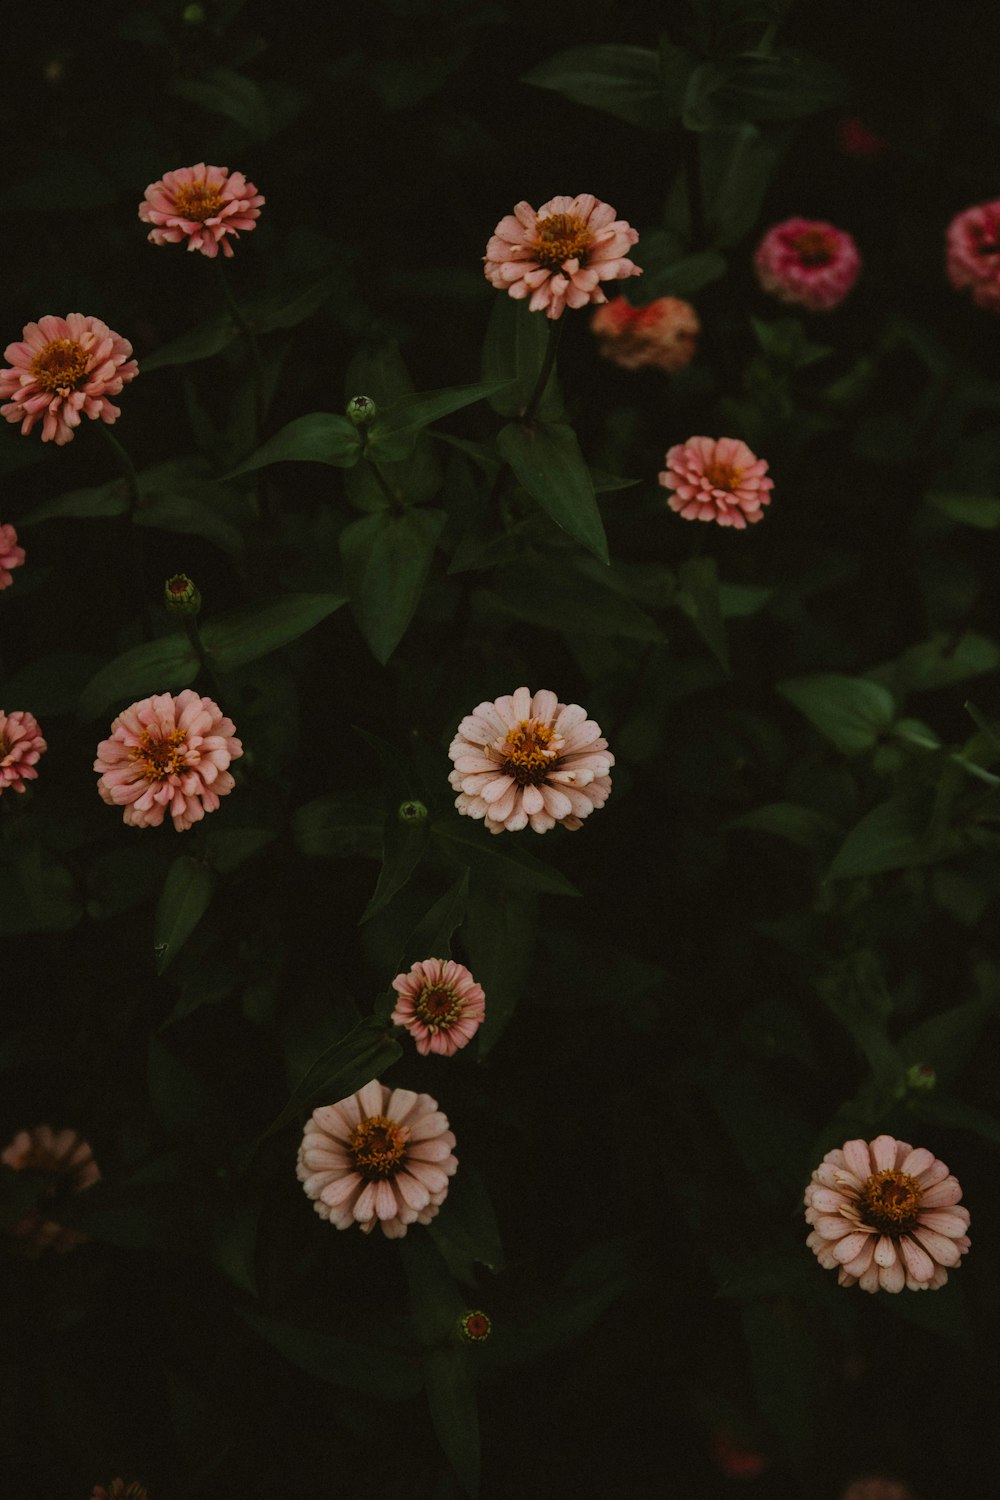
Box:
[391,958,486,1056]
[804,1135,971,1293]
[139,163,264,259]
[94,690,242,832]
[1,1126,100,1256]
[659,435,773,529]
[946,198,1000,312]
[753,217,861,312]
[0,523,25,589]
[0,709,46,795]
[0,314,138,446]
[297,1080,458,1240]
[448,686,614,835]
[591,296,700,373]
[484,194,641,319]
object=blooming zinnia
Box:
[484,194,641,319]
[297,1080,458,1240]
[1,1126,100,1256]
[804,1135,971,1293]
[753,217,861,312]
[0,523,25,589]
[0,315,138,445]
[139,163,264,259]
[0,709,46,794]
[659,435,773,529]
[448,686,614,835]
[391,958,486,1056]
[591,296,700,373]
[94,690,242,832]
[946,198,1000,313]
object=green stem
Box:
[96,421,141,513]
[182,614,224,700]
[365,453,404,514]
[213,259,267,437]
[522,317,564,425]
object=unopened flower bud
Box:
[397,799,427,825]
[457,1310,492,1343]
[182,3,205,23]
[164,574,201,615]
[906,1062,936,1093]
[346,395,377,427]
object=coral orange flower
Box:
[139,163,264,259]
[591,296,700,373]
[485,193,641,319]
[0,314,138,446]
[659,435,773,529]
[0,522,25,589]
[0,709,46,795]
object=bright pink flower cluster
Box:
[0,314,138,446]
[754,217,861,312]
[591,295,700,373]
[0,522,25,589]
[139,162,264,259]
[946,198,1000,312]
[1,1125,100,1256]
[485,193,641,319]
[391,958,486,1056]
[659,435,773,529]
[0,709,46,794]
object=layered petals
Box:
[591,295,699,372]
[0,522,25,589]
[484,193,641,320]
[391,957,486,1056]
[659,434,774,530]
[0,313,138,445]
[754,217,861,312]
[1,1125,100,1256]
[946,198,1000,312]
[139,162,264,259]
[0,708,46,794]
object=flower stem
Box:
[522,317,564,425]
[364,452,404,514]
[182,613,224,699]
[96,421,141,513]
[213,259,267,438]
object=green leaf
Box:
[147,1033,225,1139]
[141,314,237,372]
[78,635,199,720]
[882,1274,974,1352]
[170,66,270,137]
[827,800,966,881]
[249,267,345,334]
[1,652,103,716]
[731,801,841,853]
[522,44,679,128]
[365,381,514,463]
[898,991,998,1087]
[721,49,849,122]
[480,1240,630,1370]
[741,1301,818,1457]
[423,1348,480,1498]
[432,819,580,899]
[224,413,362,478]
[86,846,170,921]
[430,1164,505,1282]
[464,885,539,1056]
[629,228,727,299]
[260,1018,403,1141]
[135,487,246,560]
[751,316,832,370]
[201,593,346,671]
[345,340,415,405]
[154,856,218,975]
[405,871,470,962]
[481,297,563,421]
[203,827,276,875]
[209,1193,260,1296]
[778,674,896,755]
[892,632,1000,693]
[292,793,384,860]
[486,568,663,643]
[2,842,83,934]
[497,422,608,564]
[238,1311,422,1400]
[340,508,447,664]
[666,124,779,247]
[360,812,431,924]
[927,492,1000,529]
[913,1093,1000,1150]
[676,556,730,672]
[20,476,128,525]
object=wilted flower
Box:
[0,523,25,589]
[94,690,242,832]
[1,1126,100,1256]
[484,193,641,319]
[590,296,699,372]
[391,958,486,1057]
[754,217,861,312]
[0,314,138,446]
[90,1483,149,1500]
[0,709,46,795]
[839,1478,917,1500]
[139,163,264,259]
[448,686,614,835]
[946,198,1000,313]
[804,1135,971,1293]
[297,1080,458,1240]
[659,435,773,529]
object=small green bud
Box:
[397,799,428,825]
[457,1310,492,1343]
[182,3,206,23]
[346,394,377,427]
[164,573,201,616]
[906,1062,936,1093]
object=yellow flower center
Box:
[501,719,557,786]
[415,983,461,1031]
[30,338,89,394]
[349,1115,407,1180]
[704,461,742,492]
[792,227,837,267]
[172,180,226,222]
[530,212,594,271]
[128,727,187,782]
[860,1169,922,1235]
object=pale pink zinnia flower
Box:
[139,163,264,259]
[753,217,861,312]
[391,958,486,1056]
[804,1135,971,1293]
[946,198,1000,312]
[0,709,46,795]
[0,314,138,445]
[1,1125,100,1256]
[591,296,700,373]
[94,690,242,832]
[0,522,25,589]
[659,435,773,529]
[840,1478,918,1500]
[448,686,614,835]
[297,1080,458,1240]
[484,193,641,319]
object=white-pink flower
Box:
[659,435,773,529]
[754,217,861,312]
[0,522,25,589]
[804,1135,971,1293]
[94,690,242,832]
[139,163,264,259]
[591,295,700,372]
[1,1125,100,1256]
[391,958,486,1057]
[945,198,1000,312]
[0,709,46,795]
[484,193,641,319]
[297,1080,458,1240]
[0,314,138,446]
[448,686,614,835]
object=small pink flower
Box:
[484,193,641,319]
[804,1135,971,1293]
[0,314,138,446]
[836,117,888,161]
[448,686,614,835]
[139,163,264,259]
[840,1478,918,1500]
[753,217,861,312]
[946,198,1000,313]
[591,296,700,373]
[297,1080,458,1240]
[391,958,486,1056]
[0,522,25,589]
[659,435,773,530]
[1,1125,100,1256]
[94,690,242,832]
[0,709,46,794]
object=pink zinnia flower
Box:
[448,686,614,835]
[0,709,46,795]
[484,193,641,319]
[840,1479,917,1500]
[139,163,264,259]
[297,1080,458,1240]
[0,522,25,589]
[591,296,700,373]
[94,690,242,832]
[1,1125,100,1256]
[753,217,861,312]
[946,198,1000,313]
[804,1135,971,1293]
[0,314,138,446]
[659,435,773,529]
[391,958,486,1056]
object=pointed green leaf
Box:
[927,492,1000,529]
[778,674,896,755]
[365,381,514,462]
[345,340,414,404]
[464,885,538,1056]
[430,1164,505,1282]
[731,802,841,853]
[432,819,580,899]
[423,1348,480,1498]
[141,314,237,372]
[898,992,998,1087]
[154,856,218,975]
[498,421,608,563]
[201,593,346,671]
[237,1311,422,1400]
[292,794,384,860]
[224,413,362,478]
[481,297,563,420]
[260,1017,402,1140]
[78,635,199,720]
[631,229,727,299]
[404,870,470,961]
[203,827,276,875]
[20,476,128,525]
[892,632,1000,693]
[340,507,447,664]
[360,813,430,924]
[826,800,962,881]
[523,44,678,128]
